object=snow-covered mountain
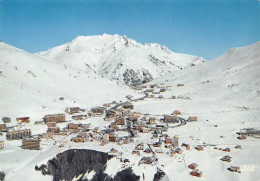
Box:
[0,42,140,121]
[37,34,205,86]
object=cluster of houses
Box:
[188,163,202,177]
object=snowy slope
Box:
[0,42,140,122]
[37,34,205,86]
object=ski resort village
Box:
[0,35,260,181]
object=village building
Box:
[165,138,172,144]
[140,156,153,164]
[220,155,232,162]
[42,132,54,139]
[115,117,125,125]
[171,96,176,99]
[71,136,85,143]
[181,143,190,150]
[65,107,80,114]
[128,116,139,122]
[172,136,179,147]
[152,92,160,95]
[155,149,163,154]
[136,143,144,150]
[91,107,106,115]
[2,117,11,123]
[110,122,118,129]
[173,110,181,115]
[177,84,184,87]
[0,124,6,131]
[223,148,231,152]
[149,95,155,98]
[47,122,57,128]
[164,115,178,123]
[170,150,176,157]
[188,116,198,121]
[109,134,117,142]
[153,142,161,147]
[44,114,65,123]
[0,141,4,149]
[239,128,260,135]
[235,145,242,149]
[144,148,152,153]
[188,163,198,170]
[68,123,80,132]
[34,121,44,125]
[126,95,133,100]
[195,145,204,151]
[123,102,134,110]
[22,139,41,150]
[6,129,31,140]
[103,103,111,108]
[190,170,202,177]
[141,127,149,133]
[145,89,154,93]
[237,135,246,140]
[16,117,30,124]
[228,166,241,173]
[72,115,84,120]
[149,117,157,125]
[132,112,142,118]
[160,88,166,92]
[175,148,182,154]
[132,149,140,155]
[47,127,60,133]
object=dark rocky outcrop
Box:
[0,171,5,181]
[36,149,140,181]
[153,169,168,181]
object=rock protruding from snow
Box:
[37,34,205,86]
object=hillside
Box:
[37,34,205,86]
[0,42,140,122]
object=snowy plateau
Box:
[0,35,259,181]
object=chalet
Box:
[22,139,41,150]
[103,103,111,107]
[0,141,4,149]
[47,122,56,128]
[2,117,11,123]
[65,107,80,114]
[237,135,246,140]
[190,170,202,177]
[140,156,153,164]
[195,145,204,151]
[6,129,31,140]
[150,85,157,88]
[223,148,231,152]
[164,115,178,123]
[188,116,198,121]
[235,145,242,149]
[47,127,60,133]
[34,121,43,125]
[173,110,181,115]
[0,124,6,131]
[93,127,100,133]
[109,134,117,142]
[16,117,30,123]
[91,107,105,115]
[171,96,176,99]
[72,115,84,120]
[144,148,152,153]
[136,143,144,150]
[239,128,260,135]
[132,112,142,118]
[181,143,190,150]
[140,127,149,133]
[165,138,172,144]
[44,114,65,123]
[123,103,134,110]
[177,84,184,87]
[220,155,232,162]
[68,123,80,131]
[228,166,241,173]
[160,88,166,92]
[145,89,154,93]
[175,148,182,154]
[149,95,155,98]
[149,117,156,125]
[128,116,139,122]
[110,122,118,129]
[153,142,161,147]
[126,95,133,100]
[109,148,119,155]
[115,117,125,125]
[132,149,140,155]
[113,109,125,116]
[188,163,198,170]
[71,136,85,143]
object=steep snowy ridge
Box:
[37,34,205,86]
[0,42,140,122]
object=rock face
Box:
[36,149,140,181]
[0,172,5,181]
[153,169,169,181]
